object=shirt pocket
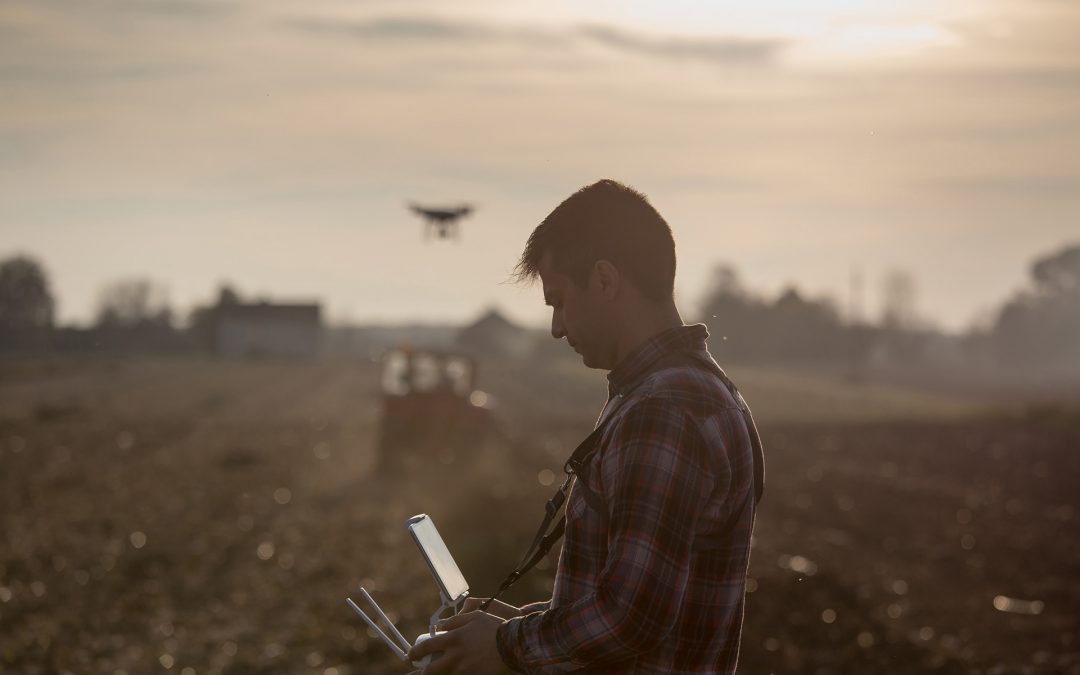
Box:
[565,463,610,532]
[562,478,609,564]
[565,481,589,523]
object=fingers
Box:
[421,655,453,675]
[436,610,479,631]
[461,597,487,613]
[414,631,460,675]
[407,631,453,661]
[482,598,523,620]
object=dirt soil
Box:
[0,357,1077,674]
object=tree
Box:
[0,255,54,330]
[96,279,173,328]
[1031,243,1080,297]
[992,242,1080,365]
[699,264,760,359]
[699,264,864,363]
[216,283,241,307]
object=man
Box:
[410,179,762,674]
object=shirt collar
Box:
[606,323,711,397]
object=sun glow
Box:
[457,0,975,62]
[803,22,958,61]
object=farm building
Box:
[213,302,322,359]
[456,307,533,358]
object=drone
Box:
[409,203,473,241]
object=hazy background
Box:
[2,3,1079,675]
[3,0,1078,331]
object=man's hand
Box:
[460,597,523,620]
[407,610,512,675]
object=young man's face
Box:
[538,253,614,370]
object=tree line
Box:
[1,242,1078,368]
[695,243,1080,369]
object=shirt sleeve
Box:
[495,396,716,672]
[520,600,552,614]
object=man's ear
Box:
[593,260,621,300]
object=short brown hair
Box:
[514,179,676,301]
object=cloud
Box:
[56,0,235,19]
[283,16,493,41]
[283,16,788,66]
[0,62,206,85]
[578,25,787,65]
[924,174,1079,199]
[0,0,225,87]
[924,65,1080,90]
[945,1,1080,67]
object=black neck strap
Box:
[478,421,614,611]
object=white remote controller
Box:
[348,516,468,669]
[411,631,446,669]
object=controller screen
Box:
[408,516,469,602]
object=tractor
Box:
[375,347,496,473]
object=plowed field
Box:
[1,357,1076,674]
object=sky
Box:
[2,0,1078,332]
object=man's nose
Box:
[551,312,565,340]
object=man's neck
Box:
[611,303,685,368]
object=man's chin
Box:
[578,353,602,370]
[570,345,603,369]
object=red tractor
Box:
[376,347,496,473]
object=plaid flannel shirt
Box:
[495,324,759,674]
